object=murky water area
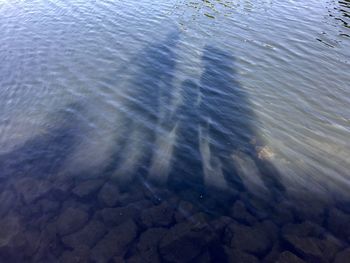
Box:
[0,0,350,262]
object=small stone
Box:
[13,177,51,204]
[62,220,106,249]
[228,222,272,256]
[60,245,90,263]
[271,202,294,226]
[282,221,324,238]
[72,179,104,198]
[91,220,138,262]
[230,200,257,225]
[283,235,325,262]
[0,215,21,247]
[224,247,259,263]
[56,207,89,236]
[175,200,198,222]
[276,251,306,263]
[38,199,60,214]
[327,208,350,240]
[98,206,138,226]
[210,216,233,238]
[334,248,350,263]
[0,190,17,217]
[136,228,167,263]
[98,182,120,207]
[159,215,216,262]
[140,202,174,227]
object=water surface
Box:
[0,0,350,262]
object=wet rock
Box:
[263,242,281,263]
[193,251,212,263]
[38,199,60,214]
[334,248,350,263]
[271,202,294,226]
[283,235,325,262]
[49,178,74,202]
[137,228,167,263]
[276,251,306,263]
[61,200,91,213]
[159,213,216,262]
[292,199,326,225]
[0,215,21,247]
[62,220,106,249]
[175,200,199,222]
[2,230,41,259]
[56,207,89,236]
[13,177,51,204]
[72,179,104,198]
[226,222,272,256]
[327,208,350,240]
[140,202,174,227]
[98,182,120,207]
[0,190,17,217]
[210,216,233,238]
[60,245,90,263]
[230,200,257,225]
[224,247,259,263]
[91,220,138,262]
[282,221,324,238]
[98,206,139,226]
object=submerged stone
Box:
[140,202,174,227]
[56,207,89,236]
[276,251,306,263]
[13,177,51,204]
[91,220,138,262]
[98,182,120,207]
[62,220,106,249]
[72,179,105,198]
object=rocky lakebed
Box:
[0,174,350,263]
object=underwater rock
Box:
[276,251,306,263]
[140,202,174,227]
[282,221,324,238]
[0,190,17,217]
[38,199,60,214]
[56,207,89,236]
[224,247,259,263]
[60,245,90,263]
[283,235,325,262]
[98,182,120,207]
[327,208,350,240]
[159,213,216,262]
[227,222,272,256]
[230,200,257,225]
[136,228,167,263]
[91,220,138,262]
[334,248,350,263]
[270,201,294,226]
[0,215,21,247]
[174,200,199,223]
[72,179,104,198]
[62,220,106,249]
[98,206,139,227]
[13,177,51,204]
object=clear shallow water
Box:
[0,0,350,262]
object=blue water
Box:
[0,0,349,262]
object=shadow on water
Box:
[0,102,87,181]
[0,31,349,262]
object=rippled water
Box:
[0,0,350,262]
